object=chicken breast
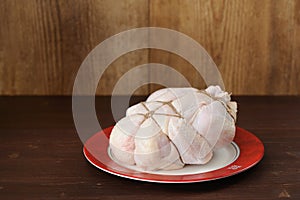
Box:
[109,85,237,171]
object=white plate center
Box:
[108,142,240,175]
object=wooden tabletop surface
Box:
[0,96,299,200]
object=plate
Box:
[83,127,264,183]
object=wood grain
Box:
[0,0,299,95]
[0,96,299,199]
[149,0,300,95]
[0,0,149,95]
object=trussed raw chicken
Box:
[109,85,237,171]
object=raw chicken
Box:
[109,85,237,171]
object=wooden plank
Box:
[267,0,300,95]
[0,0,149,95]
[0,96,300,199]
[149,0,300,95]
[0,0,299,95]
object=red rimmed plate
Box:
[83,127,264,183]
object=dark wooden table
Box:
[1,96,299,200]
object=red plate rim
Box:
[83,126,264,183]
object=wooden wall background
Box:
[0,0,299,95]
